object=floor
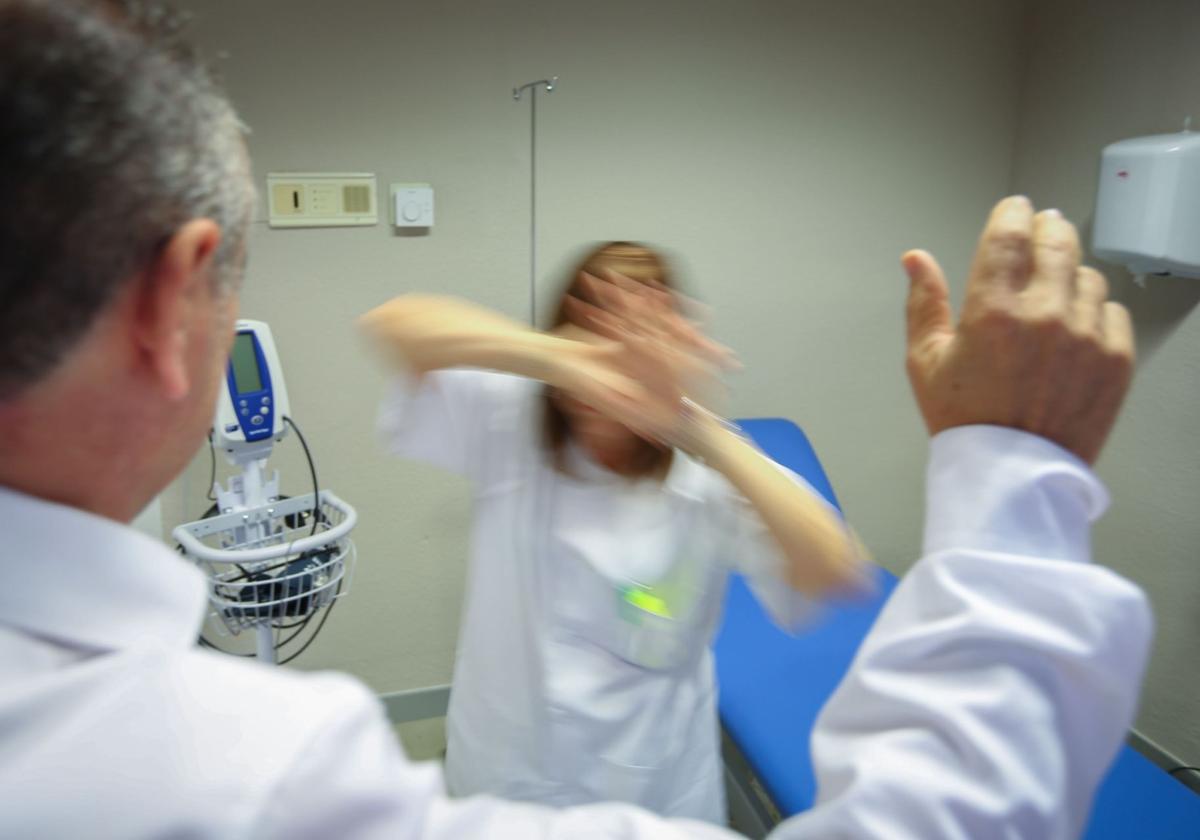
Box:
[394,716,447,763]
[393,715,755,834]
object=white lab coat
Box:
[377,369,822,821]
[0,424,1152,839]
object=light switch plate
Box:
[267,172,377,227]
[391,183,434,228]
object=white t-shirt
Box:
[378,369,825,821]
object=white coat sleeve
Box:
[772,425,1154,840]
[376,368,517,481]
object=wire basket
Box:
[172,491,357,635]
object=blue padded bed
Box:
[715,418,1200,838]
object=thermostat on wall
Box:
[391,183,434,228]
[267,172,377,228]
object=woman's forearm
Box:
[688,413,869,595]
[359,295,582,385]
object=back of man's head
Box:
[0,0,254,401]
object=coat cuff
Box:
[923,425,1109,564]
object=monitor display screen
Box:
[230,333,264,394]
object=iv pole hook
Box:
[514,77,557,100]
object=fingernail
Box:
[1044,208,1062,218]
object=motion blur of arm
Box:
[358,294,581,384]
[361,289,864,595]
[775,197,1152,839]
[359,291,704,438]
[562,273,869,597]
[686,407,870,596]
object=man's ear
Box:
[132,219,222,401]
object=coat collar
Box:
[0,486,206,653]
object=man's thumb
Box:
[901,250,953,350]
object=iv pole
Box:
[513,77,557,326]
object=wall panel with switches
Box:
[267,172,378,228]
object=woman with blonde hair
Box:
[361,242,866,823]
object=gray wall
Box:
[170,0,1200,773]
[170,0,1026,693]
[1012,0,1200,765]
[164,0,1200,761]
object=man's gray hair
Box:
[0,0,256,398]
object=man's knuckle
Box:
[964,300,1014,331]
[1078,267,1109,298]
[1062,319,1098,346]
[1025,310,1068,338]
[1035,232,1078,257]
[990,226,1032,254]
[1104,346,1135,376]
[981,233,1034,278]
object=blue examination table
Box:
[715,418,1200,838]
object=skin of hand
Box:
[358,293,695,445]
[902,196,1135,464]
[559,271,736,447]
[563,271,871,594]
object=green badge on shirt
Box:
[618,584,673,621]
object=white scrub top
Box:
[378,369,821,821]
